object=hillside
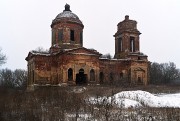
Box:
[0,85,180,121]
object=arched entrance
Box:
[76,69,87,85]
[133,67,145,85]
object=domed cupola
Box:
[51,4,83,27]
[50,4,84,51]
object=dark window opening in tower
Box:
[130,37,135,52]
[118,38,122,52]
[52,30,56,45]
[68,68,73,81]
[58,29,63,42]
[70,30,75,41]
[80,32,83,44]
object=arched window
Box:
[110,72,114,83]
[52,29,56,45]
[80,32,83,44]
[130,37,135,52]
[118,38,122,52]
[68,68,73,81]
[90,69,95,81]
[99,72,104,84]
[70,30,75,41]
[58,29,63,42]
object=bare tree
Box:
[13,69,27,88]
[0,48,6,67]
[0,69,27,88]
[163,62,180,83]
[0,69,14,88]
[150,62,180,84]
[100,53,113,59]
[35,47,49,53]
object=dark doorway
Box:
[76,69,87,85]
[138,76,142,83]
[120,72,123,78]
[137,76,143,85]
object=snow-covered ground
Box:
[89,90,180,108]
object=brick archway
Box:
[76,69,87,85]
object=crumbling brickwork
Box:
[26,4,149,88]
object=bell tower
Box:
[114,15,141,59]
[50,4,84,52]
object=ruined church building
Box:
[26,4,149,88]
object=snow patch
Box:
[113,90,180,108]
[56,11,79,19]
[88,90,180,108]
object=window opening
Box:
[99,72,104,84]
[130,37,135,52]
[70,30,75,41]
[52,30,56,45]
[110,72,113,83]
[58,29,63,42]
[68,68,73,81]
[90,69,95,81]
[118,38,122,52]
[80,32,83,44]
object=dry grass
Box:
[0,85,180,121]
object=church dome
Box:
[51,4,83,27]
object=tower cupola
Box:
[114,15,141,59]
[50,4,84,52]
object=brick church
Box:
[26,4,149,87]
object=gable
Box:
[25,51,51,61]
[63,47,102,56]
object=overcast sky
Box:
[0,0,180,70]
